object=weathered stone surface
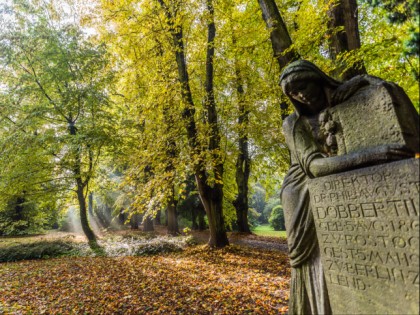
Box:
[309,158,419,315]
[321,82,420,156]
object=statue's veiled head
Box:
[280,60,341,116]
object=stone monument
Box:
[309,159,419,314]
[279,60,419,315]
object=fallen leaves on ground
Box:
[0,245,290,314]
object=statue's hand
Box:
[331,76,370,105]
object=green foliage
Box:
[0,0,116,239]
[367,0,419,22]
[247,207,261,228]
[0,194,60,236]
[269,205,285,231]
[98,0,289,232]
[249,185,283,226]
[358,3,419,107]
[283,0,419,106]
[0,232,193,262]
[0,198,41,236]
[249,184,267,222]
[364,0,419,56]
[0,0,418,244]
[0,240,76,262]
[263,197,281,224]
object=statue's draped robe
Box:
[280,113,332,315]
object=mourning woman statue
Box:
[279,60,413,315]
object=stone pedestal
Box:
[309,158,419,314]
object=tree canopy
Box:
[0,0,418,245]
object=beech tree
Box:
[155,0,229,247]
[0,0,115,247]
[232,51,251,233]
[95,0,417,245]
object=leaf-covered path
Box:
[0,246,290,314]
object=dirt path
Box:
[189,229,289,252]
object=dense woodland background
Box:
[0,0,418,247]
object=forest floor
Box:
[0,228,291,314]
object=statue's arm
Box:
[331,75,383,105]
[309,144,413,178]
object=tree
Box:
[327,0,367,79]
[143,215,154,232]
[356,2,419,106]
[249,184,267,223]
[365,0,419,56]
[269,205,285,231]
[176,177,206,231]
[228,5,252,234]
[96,0,418,247]
[232,61,251,233]
[257,0,299,68]
[0,116,61,235]
[263,196,281,224]
[0,0,115,247]
[257,0,299,121]
[155,0,229,247]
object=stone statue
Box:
[279,60,417,315]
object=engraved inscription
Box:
[309,159,420,308]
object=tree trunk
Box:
[196,181,228,246]
[154,210,161,225]
[143,216,154,232]
[167,199,179,235]
[163,107,179,235]
[232,50,251,234]
[201,0,229,247]
[327,0,367,79]
[76,181,97,244]
[14,195,25,222]
[119,208,125,226]
[88,192,93,216]
[191,199,206,230]
[69,122,97,247]
[157,0,229,247]
[258,0,299,117]
[130,214,140,229]
[191,204,198,230]
[197,201,207,231]
[257,0,299,69]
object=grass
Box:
[0,240,78,262]
[252,225,287,238]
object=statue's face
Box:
[286,79,326,115]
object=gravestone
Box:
[310,77,420,314]
[318,82,419,156]
[309,78,420,314]
[309,158,419,314]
